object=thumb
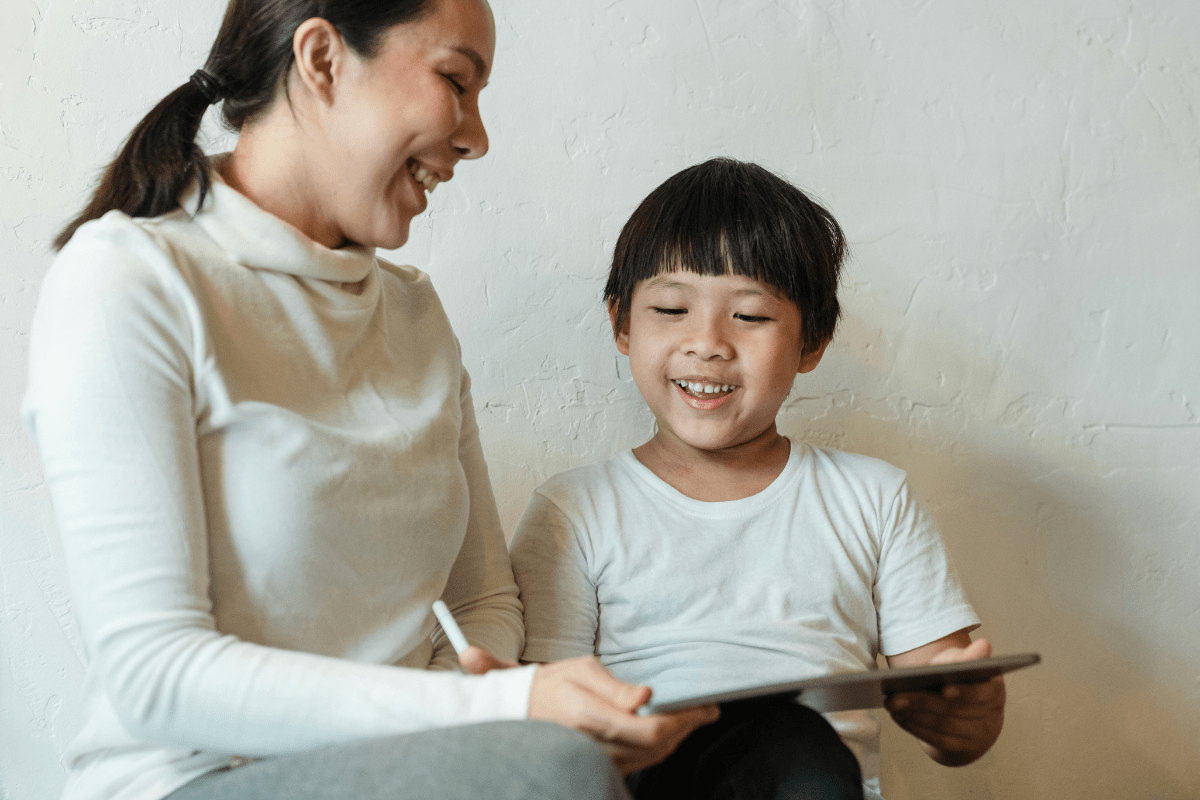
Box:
[931,637,992,665]
[579,658,651,712]
[961,637,992,661]
[459,646,516,674]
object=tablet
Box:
[637,653,1040,715]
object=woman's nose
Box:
[452,97,489,160]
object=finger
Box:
[901,698,1004,739]
[600,741,661,776]
[458,645,516,674]
[598,708,713,772]
[930,637,992,665]
[646,705,721,739]
[889,684,1004,720]
[576,657,652,713]
[683,704,722,727]
[902,718,994,755]
[943,674,1005,704]
[588,702,711,754]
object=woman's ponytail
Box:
[53,73,220,251]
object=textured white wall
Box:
[2,1,1198,798]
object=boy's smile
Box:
[611,270,827,464]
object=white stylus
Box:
[431,600,470,655]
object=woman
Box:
[25,1,715,798]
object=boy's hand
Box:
[885,637,1006,766]
[529,656,720,774]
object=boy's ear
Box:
[797,337,830,374]
[607,301,631,356]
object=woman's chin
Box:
[352,220,411,251]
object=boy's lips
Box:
[672,378,738,397]
[673,379,737,409]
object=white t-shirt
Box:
[510,442,979,788]
[23,168,536,800]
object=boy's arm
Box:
[884,631,1006,767]
[507,490,718,774]
[509,491,602,663]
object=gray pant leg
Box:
[168,720,630,800]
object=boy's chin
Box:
[658,426,784,455]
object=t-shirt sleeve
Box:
[22,219,535,757]
[509,490,600,662]
[873,479,980,656]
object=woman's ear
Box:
[797,337,830,374]
[292,17,348,106]
[607,301,631,356]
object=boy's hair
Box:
[604,158,846,355]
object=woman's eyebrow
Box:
[451,45,488,82]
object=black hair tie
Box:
[189,69,223,105]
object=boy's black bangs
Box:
[606,158,845,354]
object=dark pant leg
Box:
[168,719,630,800]
[626,699,864,800]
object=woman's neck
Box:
[220,108,344,249]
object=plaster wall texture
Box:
[2,1,1198,798]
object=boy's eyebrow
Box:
[643,276,690,290]
[643,276,777,299]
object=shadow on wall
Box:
[780,316,1200,799]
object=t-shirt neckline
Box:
[615,439,809,518]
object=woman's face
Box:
[317,0,495,250]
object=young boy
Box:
[509,158,1006,800]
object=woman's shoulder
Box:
[372,255,456,314]
[42,209,200,331]
[374,255,433,290]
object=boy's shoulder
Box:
[804,442,909,487]
[532,452,639,511]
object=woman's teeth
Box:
[674,380,734,396]
[409,163,440,192]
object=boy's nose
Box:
[683,318,734,360]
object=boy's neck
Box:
[632,427,792,502]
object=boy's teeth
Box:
[675,380,733,395]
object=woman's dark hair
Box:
[604,158,846,355]
[53,0,432,251]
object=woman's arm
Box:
[25,224,535,755]
[428,372,524,671]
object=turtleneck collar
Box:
[179,154,377,285]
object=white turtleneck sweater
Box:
[23,171,537,800]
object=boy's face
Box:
[611,270,828,456]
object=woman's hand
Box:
[458,645,518,673]
[459,649,718,773]
[885,637,1006,766]
[530,656,719,775]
